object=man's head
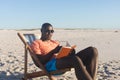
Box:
[40,23,54,41]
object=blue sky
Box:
[0,0,120,29]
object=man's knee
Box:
[88,46,98,57]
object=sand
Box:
[0,29,120,80]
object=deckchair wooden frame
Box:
[17,32,71,80]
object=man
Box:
[31,23,98,80]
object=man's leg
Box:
[56,56,92,80]
[76,46,98,80]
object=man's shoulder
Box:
[35,39,42,42]
[32,39,42,44]
[50,40,59,43]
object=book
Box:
[56,45,76,59]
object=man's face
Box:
[42,26,54,40]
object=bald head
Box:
[41,23,52,32]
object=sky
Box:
[0,0,120,29]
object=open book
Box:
[56,45,76,59]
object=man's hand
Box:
[53,53,58,58]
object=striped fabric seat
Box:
[23,34,40,45]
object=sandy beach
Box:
[0,29,120,80]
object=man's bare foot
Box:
[51,76,57,80]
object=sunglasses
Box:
[45,30,54,33]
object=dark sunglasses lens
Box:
[46,30,54,33]
[51,30,54,33]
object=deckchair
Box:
[17,32,71,80]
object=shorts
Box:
[45,58,57,72]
